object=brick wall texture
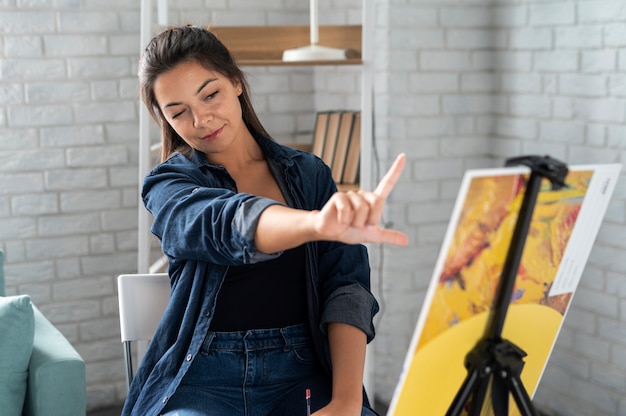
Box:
[0,0,624,414]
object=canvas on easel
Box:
[387,162,621,416]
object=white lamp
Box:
[282,0,347,62]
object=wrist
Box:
[329,395,362,413]
[305,209,323,241]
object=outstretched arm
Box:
[254,154,409,253]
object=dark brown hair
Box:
[138,25,269,162]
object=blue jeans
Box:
[161,324,376,416]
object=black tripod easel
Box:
[446,155,568,416]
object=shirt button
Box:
[186,354,193,361]
[162,397,168,404]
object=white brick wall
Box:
[0,1,144,410]
[373,1,626,416]
[2,0,625,414]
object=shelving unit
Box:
[210,25,362,66]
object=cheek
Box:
[229,100,244,124]
[166,120,193,143]
[167,114,191,130]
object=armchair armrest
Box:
[23,306,86,416]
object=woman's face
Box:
[153,60,246,156]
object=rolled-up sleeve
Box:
[320,283,379,343]
[232,197,284,263]
[143,153,282,265]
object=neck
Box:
[206,131,264,173]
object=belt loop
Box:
[243,329,252,353]
[280,327,291,349]
[202,331,216,353]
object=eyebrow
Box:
[163,77,218,109]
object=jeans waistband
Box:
[202,323,311,352]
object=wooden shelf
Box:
[211,25,362,66]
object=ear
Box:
[233,79,243,96]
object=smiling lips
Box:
[203,126,223,141]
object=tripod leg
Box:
[467,374,490,416]
[506,372,538,416]
[446,367,480,416]
[490,371,509,415]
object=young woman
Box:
[123,25,407,416]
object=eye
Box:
[204,91,218,101]
[171,109,185,119]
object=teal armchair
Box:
[0,250,86,416]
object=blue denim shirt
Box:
[121,135,378,415]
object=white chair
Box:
[117,273,170,389]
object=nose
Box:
[193,112,212,129]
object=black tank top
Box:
[208,244,308,331]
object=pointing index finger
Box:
[374,153,406,198]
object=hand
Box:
[312,153,409,246]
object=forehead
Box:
[154,61,226,100]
